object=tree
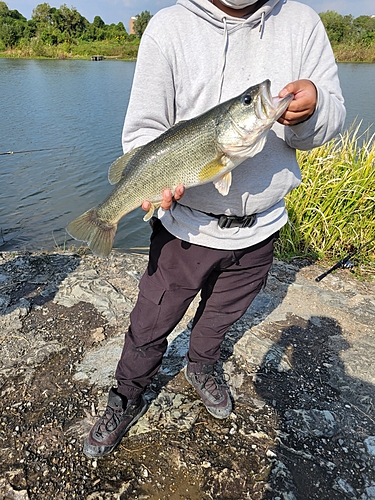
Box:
[0,2,27,47]
[106,21,128,41]
[133,10,152,38]
[53,4,87,39]
[0,2,8,16]
[353,15,375,45]
[32,2,53,24]
[93,15,104,29]
[319,11,353,44]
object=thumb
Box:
[279,82,296,98]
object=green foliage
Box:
[276,123,375,273]
[133,10,152,38]
[320,10,375,47]
[0,1,133,50]
[0,1,27,47]
[319,11,353,43]
[92,15,104,29]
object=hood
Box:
[175,0,283,102]
[176,0,282,35]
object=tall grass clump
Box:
[276,122,375,270]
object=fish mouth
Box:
[256,80,293,121]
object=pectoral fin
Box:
[199,157,227,181]
[108,146,143,185]
[214,172,232,196]
[142,202,161,222]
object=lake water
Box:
[0,59,374,254]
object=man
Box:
[83,0,345,458]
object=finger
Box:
[279,81,302,99]
[141,200,151,211]
[160,188,174,210]
[173,184,185,200]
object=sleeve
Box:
[284,18,346,151]
[121,27,176,154]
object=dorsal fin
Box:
[108,146,142,185]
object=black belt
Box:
[178,204,256,229]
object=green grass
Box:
[276,122,375,276]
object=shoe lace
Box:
[199,366,226,401]
[94,405,124,438]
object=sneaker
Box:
[83,388,148,458]
[184,361,232,419]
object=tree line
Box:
[320,10,375,46]
[0,2,374,54]
[0,2,152,49]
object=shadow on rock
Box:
[254,315,375,500]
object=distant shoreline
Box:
[1,44,374,64]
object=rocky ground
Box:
[0,248,375,500]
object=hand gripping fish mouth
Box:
[217,80,293,157]
[256,80,293,122]
[67,80,294,257]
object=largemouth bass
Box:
[66,79,292,257]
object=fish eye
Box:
[243,95,252,105]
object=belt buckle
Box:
[218,214,256,229]
[242,214,256,228]
[218,215,235,228]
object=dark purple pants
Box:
[115,222,278,399]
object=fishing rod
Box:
[0,146,66,156]
[315,236,375,282]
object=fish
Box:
[66,79,293,257]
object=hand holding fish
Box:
[277,79,317,126]
[142,185,185,212]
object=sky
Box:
[6,0,375,28]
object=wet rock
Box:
[129,388,202,435]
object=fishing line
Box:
[0,146,68,156]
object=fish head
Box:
[216,79,293,159]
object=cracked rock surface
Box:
[0,250,375,499]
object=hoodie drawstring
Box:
[259,11,265,39]
[217,10,266,102]
[218,16,229,103]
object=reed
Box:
[276,122,375,272]
[333,43,375,63]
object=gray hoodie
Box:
[122,0,346,249]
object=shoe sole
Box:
[83,396,148,459]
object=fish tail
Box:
[66,208,117,257]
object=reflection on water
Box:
[0,59,374,254]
